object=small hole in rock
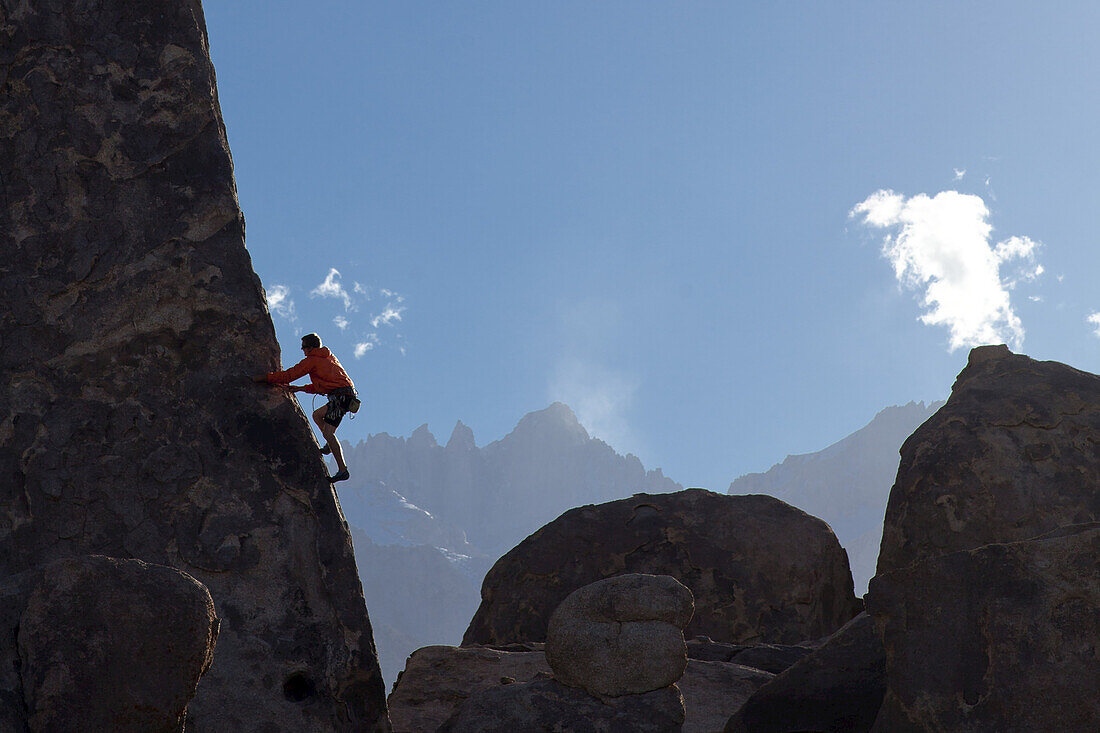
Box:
[283,672,316,702]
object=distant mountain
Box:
[337,402,680,687]
[341,402,680,556]
[728,401,942,594]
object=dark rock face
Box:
[0,2,387,729]
[386,644,552,733]
[867,524,1100,732]
[878,345,1100,573]
[686,638,818,675]
[17,556,218,733]
[546,574,693,697]
[724,612,886,733]
[438,677,685,733]
[679,660,772,733]
[465,489,861,646]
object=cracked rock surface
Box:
[0,1,388,730]
[878,344,1100,573]
[464,489,861,647]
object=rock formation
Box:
[546,574,693,697]
[730,401,941,593]
[724,612,885,733]
[878,345,1100,573]
[867,523,1100,731]
[16,556,218,733]
[464,489,861,646]
[386,644,551,733]
[0,1,388,729]
[438,677,686,733]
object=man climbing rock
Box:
[253,333,358,482]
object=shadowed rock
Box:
[867,523,1100,732]
[546,574,693,697]
[17,556,218,733]
[465,489,861,647]
[0,1,388,729]
[724,612,885,733]
[878,345,1100,573]
[438,677,685,733]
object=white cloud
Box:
[953,168,966,180]
[333,315,349,330]
[311,268,352,310]
[1088,312,1100,337]
[371,299,406,328]
[354,334,379,358]
[851,189,1043,351]
[265,284,296,321]
[354,282,370,298]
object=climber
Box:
[252,332,358,482]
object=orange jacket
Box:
[265,347,355,395]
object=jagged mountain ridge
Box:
[729,401,942,594]
[341,402,680,556]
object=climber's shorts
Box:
[323,387,357,427]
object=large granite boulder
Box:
[680,660,772,733]
[17,555,218,733]
[465,489,861,646]
[878,345,1100,573]
[0,2,387,729]
[387,644,551,733]
[724,612,885,733]
[867,523,1100,732]
[438,677,686,733]
[546,574,693,697]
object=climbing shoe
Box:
[320,444,332,455]
[328,469,350,483]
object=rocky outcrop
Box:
[730,402,940,593]
[465,489,861,646]
[680,661,773,733]
[439,677,685,732]
[686,637,818,675]
[16,556,218,733]
[723,612,885,733]
[546,574,693,697]
[386,644,551,733]
[878,345,1100,573]
[867,523,1100,732]
[0,2,387,729]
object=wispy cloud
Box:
[1088,312,1100,337]
[333,315,349,330]
[265,284,296,321]
[354,334,380,358]
[851,189,1042,351]
[953,168,966,180]
[371,297,406,328]
[311,268,353,310]
[549,357,641,456]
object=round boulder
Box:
[464,489,861,646]
[546,573,693,696]
[17,555,219,733]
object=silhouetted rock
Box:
[387,645,551,733]
[0,1,387,728]
[867,524,1100,732]
[724,612,885,733]
[438,677,685,733]
[685,637,818,674]
[465,489,861,646]
[342,403,680,555]
[730,402,940,593]
[546,574,693,697]
[16,556,218,733]
[878,345,1100,573]
[680,660,773,733]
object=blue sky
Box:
[205,3,1100,491]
